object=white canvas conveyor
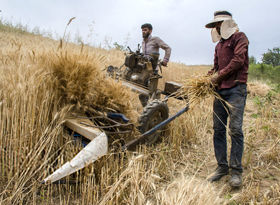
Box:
[42,117,108,184]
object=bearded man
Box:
[139,23,171,107]
[141,23,171,66]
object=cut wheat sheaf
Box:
[176,75,221,108]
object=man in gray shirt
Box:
[138,23,171,107]
[141,23,171,67]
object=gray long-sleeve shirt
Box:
[142,35,171,63]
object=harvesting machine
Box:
[42,45,189,184]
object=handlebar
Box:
[127,46,132,53]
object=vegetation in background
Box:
[0,18,29,34]
[262,47,280,67]
[249,47,280,85]
[249,56,256,65]
[249,63,280,84]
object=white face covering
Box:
[211,28,221,43]
[211,19,239,43]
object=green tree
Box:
[262,47,280,66]
[249,56,256,64]
[113,42,125,51]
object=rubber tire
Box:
[106,65,116,78]
[138,99,169,145]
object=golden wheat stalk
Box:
[175,75,217,107]
[62,17,76,40]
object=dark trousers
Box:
[213,84,247,174]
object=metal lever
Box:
[122,105,189,150]
[107,113,130,123]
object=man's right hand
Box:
[161,61,167,67]
[211,76,219,85]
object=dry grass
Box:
[156,174,225,205]
[247,81,271,97]
[0,29,279,205]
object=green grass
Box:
[0,18,30,34]
[0,18,53,38]
[249,63,280,84]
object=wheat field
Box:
[0,28,279,205]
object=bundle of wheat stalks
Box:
[176,75,220,108]
[41,46,136,119]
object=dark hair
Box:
[141,23,153,30]
[214,11,232,17]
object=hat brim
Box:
[205,20,224,28]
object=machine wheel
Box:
[138,99,169,145]
[106,65,118,78]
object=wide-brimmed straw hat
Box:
[205,11,233,28]
[205,11,239,42]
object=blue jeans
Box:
[213,84,247,174]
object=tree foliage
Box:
[249,56,256,64]
[113,42,125,51]
[262,47,280,66]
